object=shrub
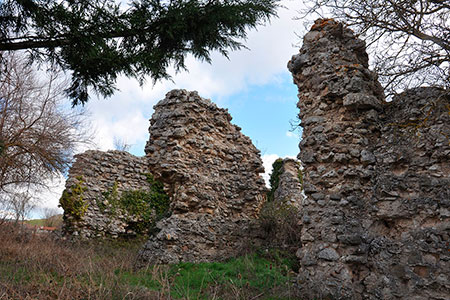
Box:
[0,223,300,300]
[59,176,88,220]
[99,174,170,234]
[259,201,302,250]
[267,158,284,202]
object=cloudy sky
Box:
[36,0,309,216]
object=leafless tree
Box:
[12,192,36,223]
[0,193,14,225]
[41,207,62,227]
[300,0,450,95]
[0,192,36,224]
[113,137,131,152]
[0,53,92,194]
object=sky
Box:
[34,0,309,217]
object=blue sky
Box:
[124,73,301,159]
[219,74,301,159]
[36,0,307,215]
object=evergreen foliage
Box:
[267,158,283,202]
[0,0,279,105]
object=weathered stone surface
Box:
[137,89,267,265]
[273,158,303,208]
[61,150,153,238]
[289,18,450,300]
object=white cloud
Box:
[83,0,304,155]
[164,0,304,101]
[30,175,65,219]
[0,210,15,220]
[261,154,281,187]
[35,1,305,211]
[286,130,298,138]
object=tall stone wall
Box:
[273,158,303,208]
[61,150,153,238]
[289,19,450,299]
[138,89,267,265]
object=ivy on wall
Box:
[267,158,284,202]
[59,176,88,220]
[98,174,170,234]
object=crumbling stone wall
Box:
[61,150,153,238]
[289,19,450,299]
[138,89,267,265]
[273,158,303,208]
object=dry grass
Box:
[0,223,300,300]
[0,224,160,299]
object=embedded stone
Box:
[289,18,449,300]
[318,248,340,261]
[138,90,267,265]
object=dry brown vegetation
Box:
[0,224,158,299]
[0,224,299,300]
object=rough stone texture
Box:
[62,150,152,238]
[273,158,303,208]
[138,89,267,265]
[289,19,450,299]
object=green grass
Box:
[24,218,45,226]
[0,225,300,299]
[117,252,297,299]
[24,214,63,227]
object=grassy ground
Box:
[0,223,300,299]
[24,214,63,228]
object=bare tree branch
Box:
[300,0,450,95]
[0,53,92,194]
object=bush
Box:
[267,158,284,202]
[259,201,302,250]
[59,176,88,220]
[99,174,170,234]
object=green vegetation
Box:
[98,181,120,213]
[261,159,302,250]
[24,219,46,226]
[0,224,300,299]
[25,215,63,228]
[0,0,278,105]
[120,252,297,299]
[267,158,284,202]
[98,174,170,234]
[59,176,88,220]
[259,201,302,250]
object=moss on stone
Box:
[59,176,88,220]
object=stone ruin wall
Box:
[137,89,267,265]
[61,89,268,265]
[62,150,152,238]
[273,158,303,209]
[289,19,450,299]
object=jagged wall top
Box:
[145,89,266,217]
[289,19,450,300]
[288,19,384,111]
[139,89,267,264]
[61,150,152,238]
